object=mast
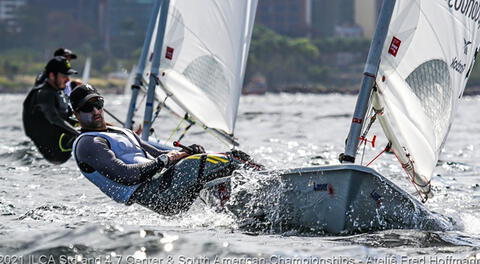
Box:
[141,0,170,140]
[125,0,162,130]
[341,0,396,163]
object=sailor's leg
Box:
[131,155,241,215]
[35,132,74,164]
[131,167,202,215]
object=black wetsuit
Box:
[34,71,47,86]
[74,128,199,215]
[22,82,79,164]
[74,128,167,185]
[74,127,253,215]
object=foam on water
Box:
[1,94,479,258]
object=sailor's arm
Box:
[75,136,164,185]
[36,90,80,135]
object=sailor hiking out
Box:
[70,84,245,215]
[23,56,79,164]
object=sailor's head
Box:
[53,48,78,61]
[71,84,106,130]
[45,56,77,90]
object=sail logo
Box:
[448,0,480,26]
[165,46,174,60]
[451,57,467,73]
[388,37,401,57]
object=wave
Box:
[0,140,45,166]
[436,160,473,172]
[3,224,173,257]
[330,229,480,248]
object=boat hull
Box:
[200,165,452,234]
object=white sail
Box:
[143,8,187,120]
[82,57,91,84]
[143,8,160,86]
[124,64,137,94]
[372,0,480,194]
[156,0,258,135]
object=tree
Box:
[246,26,322,90]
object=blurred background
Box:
[1,0,480,95]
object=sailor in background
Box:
[70,84,209,215]
[35,48,78,96]
[23,56,80,164]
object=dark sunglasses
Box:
[79,99,104,112]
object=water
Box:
[1,93,479,261]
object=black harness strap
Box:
[197,155,208,183]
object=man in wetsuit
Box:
[34,48,78,96]
[23,56,79,164]
[70,84,209,215]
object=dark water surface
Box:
[1,94,479,261]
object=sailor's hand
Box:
[167,150,189,164]
[185,144,205,154]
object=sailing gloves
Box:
[185,144,205,155]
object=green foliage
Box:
[0,76,17,87]
[0,48,44,77]
[1,7,372,92]
[313,37,370,53]
[246,26,323,90]
[246,26,368,90]
[307,66,331,83]
[467,61,480,86]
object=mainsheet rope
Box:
[142,92,234,149]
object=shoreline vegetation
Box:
[2,74,480,96]
[3,25,480,96]
[0,75,127,94]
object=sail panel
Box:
[140,7,187,123]
[157,0,258,134]
[374,0,480,193]
[143,7,160,85]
